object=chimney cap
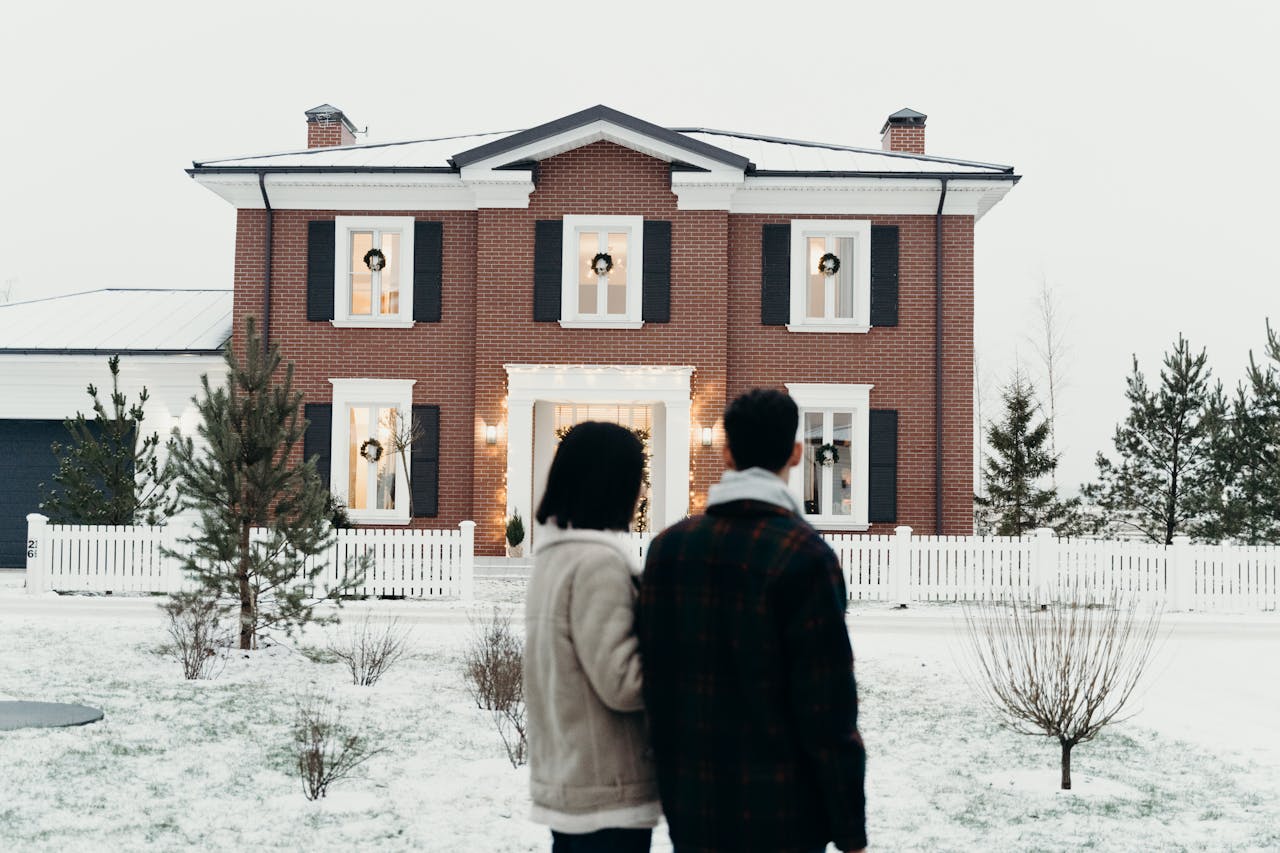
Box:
[881,107,927,134]
[304,104,357,134]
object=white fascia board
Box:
[192,172,532,211]
[504,364,695,406]
[0,354,226,420]
[720,177,1010,217]
[460,120,744,177]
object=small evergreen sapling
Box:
[505,511,525,550]
[166,319,366,650]
[40,355,179,525]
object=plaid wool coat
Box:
[638,499,867,853]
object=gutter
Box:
[935,178,949,535]
[258,173,273,354]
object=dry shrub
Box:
[160,591,230,680]
[463,607,527,767]
[328,615,411,686]
[293,691,385,800]
[960,585,1163,789]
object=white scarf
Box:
[704,467,804,516]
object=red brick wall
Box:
[882,126,926,155]
[229,139,975,553]
[307,120,355,149]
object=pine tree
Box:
[1083,336,1224,545]
[975,372,1080,536]
[40,355,178,525]
[1197,323,1280,544]
[167,319,364,649]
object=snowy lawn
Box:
[1,577,1278,852]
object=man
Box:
[638,388,867,853]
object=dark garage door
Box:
[0,419,65,569]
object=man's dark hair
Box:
[723,388,799,473]
[536,421,645,531]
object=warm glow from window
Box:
[348,405,398,511]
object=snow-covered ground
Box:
[1,575,1277,852]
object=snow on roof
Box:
[191,127,1012,176]
[0,289,232,354]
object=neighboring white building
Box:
[0,288,231,568]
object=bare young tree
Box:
[160,591,231,680]
[960,587,1162,789]
[1029,278,1070,483]
[384,410,425,517]
[462,607,527,767]
[327,615,412,686]
[292,691,385,800]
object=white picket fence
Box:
[24,514,475,600]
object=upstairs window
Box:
[788,220,871,333]
[332,216,415,327]
[560,215,644,328]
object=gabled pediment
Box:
[451,105,752,174]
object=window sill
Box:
[558,320,645,330]
[805,518,871,532]
[346,513,412,526]
[330,319,415,330]
[785,323,871,334]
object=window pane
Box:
[832,412,853,516]
[803,412,823,515]
[348,407,370,510]
[578,232,598,315]
[380,232,400,315]
[350,232,373,316]
[807,237,826,319]
[834,236,855,319]
[376,408,397,510]
[606,232,628,315]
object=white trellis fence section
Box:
[628,526,1278,612]
[24,514,475,600]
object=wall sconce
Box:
[700,427,714,447]
[485,425,498,445]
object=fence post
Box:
[25,513,49,594]
[1169,535,1191,611]
[1031,527,1056,607]
[891,525,912,607]
[459,520,476,601]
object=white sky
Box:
[2,0,1277,493]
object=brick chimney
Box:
[305,104,357,149]
[881,108,927,155]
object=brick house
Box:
[189,104,1018,555]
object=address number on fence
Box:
[27,539,38,559]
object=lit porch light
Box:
[700,427,714,447]
[485,424,498,445]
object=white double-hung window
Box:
[560,215,644,328]
[786,383,873,530]
[329,378,415,524]
[333,216,415,328]
[788,219,871,333]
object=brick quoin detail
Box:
[230,140,975,555]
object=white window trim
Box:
[786,383,873,530]
[329,378,416,525]
[559,215,645,329]
[331,216,416,328]
[787,219,871,334]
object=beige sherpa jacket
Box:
[524,525,661,832]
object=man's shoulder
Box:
[650,503,834,560]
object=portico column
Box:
[663,399,691,528]
[505,396,535,534]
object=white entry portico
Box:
[503,365,694,539]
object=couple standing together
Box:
[525,389,868,853]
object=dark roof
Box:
[450,104,752,171]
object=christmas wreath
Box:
[818,252,841,277]
[816,443,840,466]
[363,247,387,272]
[590,252,614,276]
[359,438,384,463]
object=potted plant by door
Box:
[506,511,526,558]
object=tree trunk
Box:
[1060,740,1073,790]
[238,521,253,650]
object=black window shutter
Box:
[870,225,900,327]
[868,409,898,524]
[533,220,562,322]
[303,404,332,488]
[411,405,440,518]
[761,223,790,325]
[641,220,672,323]
[306,221,336,322]
[413,221,443,323]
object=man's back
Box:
[638,498,867,853]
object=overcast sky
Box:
[2,0,1277,492]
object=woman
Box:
[525,421,659,853]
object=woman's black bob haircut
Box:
[536,421,645,531]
